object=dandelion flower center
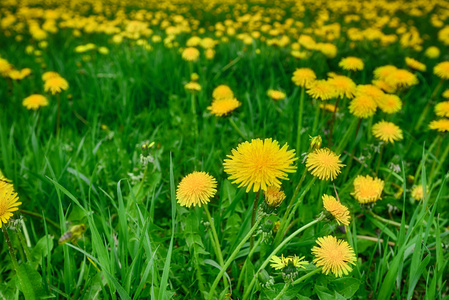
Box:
[372,121,403,143]
[352,175,384,204]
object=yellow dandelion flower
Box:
[352,175,384,204]
[42,71,61,81]
[176,171,217,208]
[424,46,440,59]
[312,236,356,277]
[270,254,308,270]
[319,103,338,112]
[267,89,286,101]
[411,185,424,200]
[377,94,402,114]
[184,81,202,92]
[322,194,350,226]
[435,101,449,118]
[207,98,241,117]
[405,57,426,72]
[292,68,316,88]
[23,94,49,110]
[223,138,297,193]
[442,89,449,98]
[372,121,403,143]
[385,69,419,88]
[306,148,344,181]
[372,80,396,94]
[181,47,200,61]
[429,118,449,132]
[328,74,357,99]
[307,80,337,101]
[349,95,377,118]
[434,61,449,80]
[339,56,364,71]
[190,73,199,81]
[212,85,234,99]
[44,76,69,95]
[373,65,398,80]
[263,185,286,208]
[0,181,22,228]
[356,84,385,104]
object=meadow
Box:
[0,0,448,299]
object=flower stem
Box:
[291,267,322,285]
[375,144,384,176]
[242,213,325,300]
[312,99,320,134]
[250,190,261,249]
[56,93,61,136]
[236,238,262,292]
[2,226,19,270]
[296,87,305,153]
[191,93,198,137]
[274,282,290,300]
[20,209,60,229]
[228,117,247,139]
[208,217,263,300]
[415,79,443,131]
[328,96,341,146]
[367,210,409,229]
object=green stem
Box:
[208,217,263,300]
[291,267,322,285]
[191,93,198,137]
[16,227,32,263]
[430,134,448,182]
[236,238,262,292]
[367,210,409,229]
[415,79,443,131]
[56,93,61,136]
[242,213,325,300]
[229,117,247,139]
[328,96,341,146]
[375,145,383,176]
[2,227,20,270]
[250,191,261,249]
[312,99,320,134]
[274,282,290,300]
[20,209,60,229]
[296,88,305,153]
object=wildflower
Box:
[372,80,396,94]
[320,103,338,112]
[309,135,322,150]
[311,236,356,277]
[223,138,297,192]
[328,74,357,99]
[23,94,49,110]
[307,80,337,100]
[429,118,449,132]
[181,47,200,61]
[385,69,419,88]
[263,186,286,208]
[176,171,217,208]
[434,62,449,80]
[442,89,449,98]
[377,94,402,114]
[205,48,215,59]
[349,95,377,118]
[322,194,350,226]
[306,148,344,181]
[372,121,403,143]
[212,85,234,99]
[0,181,22,228]
[44,76,69,95]
[270,254,308,281]
[411,185,425,200]
[292,68,316,87]
[373,65,398,80]
[356,85,385,103]
[42,71,60,81]
[184,81,201,92]
[267,89,286,101]
[339,56,364,71]
[435,101,449,117]
[207,98,241,117]
[424,46,440,59]
[352,175,384,204]
[405,57,426,72]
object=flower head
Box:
[311,236,356,277]
[442,89,449,99]
[23,94,49,110]
[377,94,402,114]
[349,95,377,118]
[339,56,364,71]
[434,61,449,80]
[263,185,286,208]
[42,71,61,81]
[182,47,200,61]
[0,181,22,228]
[44,76,69,95]
[212,85,234,99]
[223,138,297,192]
[411,185,426,200]
[425,46,440,59]
[306,148,344,181]
[207,98,241,117]
[373,65,398,80]
[270,254,308,281]
[328,74,357,99]
[385,69,418,88]
[429,118,449,132]
[352,175,384,204]
[292,68,316,87]
[322,194,350,226]
[184,81,202,92]
[176,171,217,208]
[307,80,337,101]
[405,57,426,72]
[267,89,286,101]
[372,121,403,143]
[435,101,449,118]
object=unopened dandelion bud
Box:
[140,141,155,165]
[258,269,274,287]
[309,135,322,150]
[190,72,199,81]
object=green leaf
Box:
[17,263,47,299]
[332,278,360,298]
[315,285,334,300]
[30,235,54,269]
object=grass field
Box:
[0,0,449,299]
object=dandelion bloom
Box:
[339,56,364,71]
[442,89,449,99]
[434,61,449,80]
[181,47,200,61]
[385,69,419,88]
[429,118,449,132]
[184,81,201,92]
[212,85,234,99]
[322,194,350,226]
[292,68,316,87]
[44,76,69,95]
[42,71,61,81]
[207,98,241,117]
[356,84,385,104]
[263,186,286,208]
[349,95,377,118]
[372,80,396,94]
[23,94,49,110]
[307,80,337,101]
[411,185,425,200]
[352,175,384,204]
[372,121,403,143]
[319,103,338,112]
[176,171,217,208]
[267,89,286,101]
[223,138,297,192]
[377,94,402,114]
[405,57,426,72]
[0,181,22,228]
[312,236,356,277]
[270,254,308,281]
[306,148,344,181]
[373,65,398,80]
[435,101,449,118]
[328,74,357,99]
[424,46,440,59]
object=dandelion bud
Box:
[258,269,274,288]
[140,141,155,165]
[190,72,199,81]
[309,135,322,150]
[260,186,286,215]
